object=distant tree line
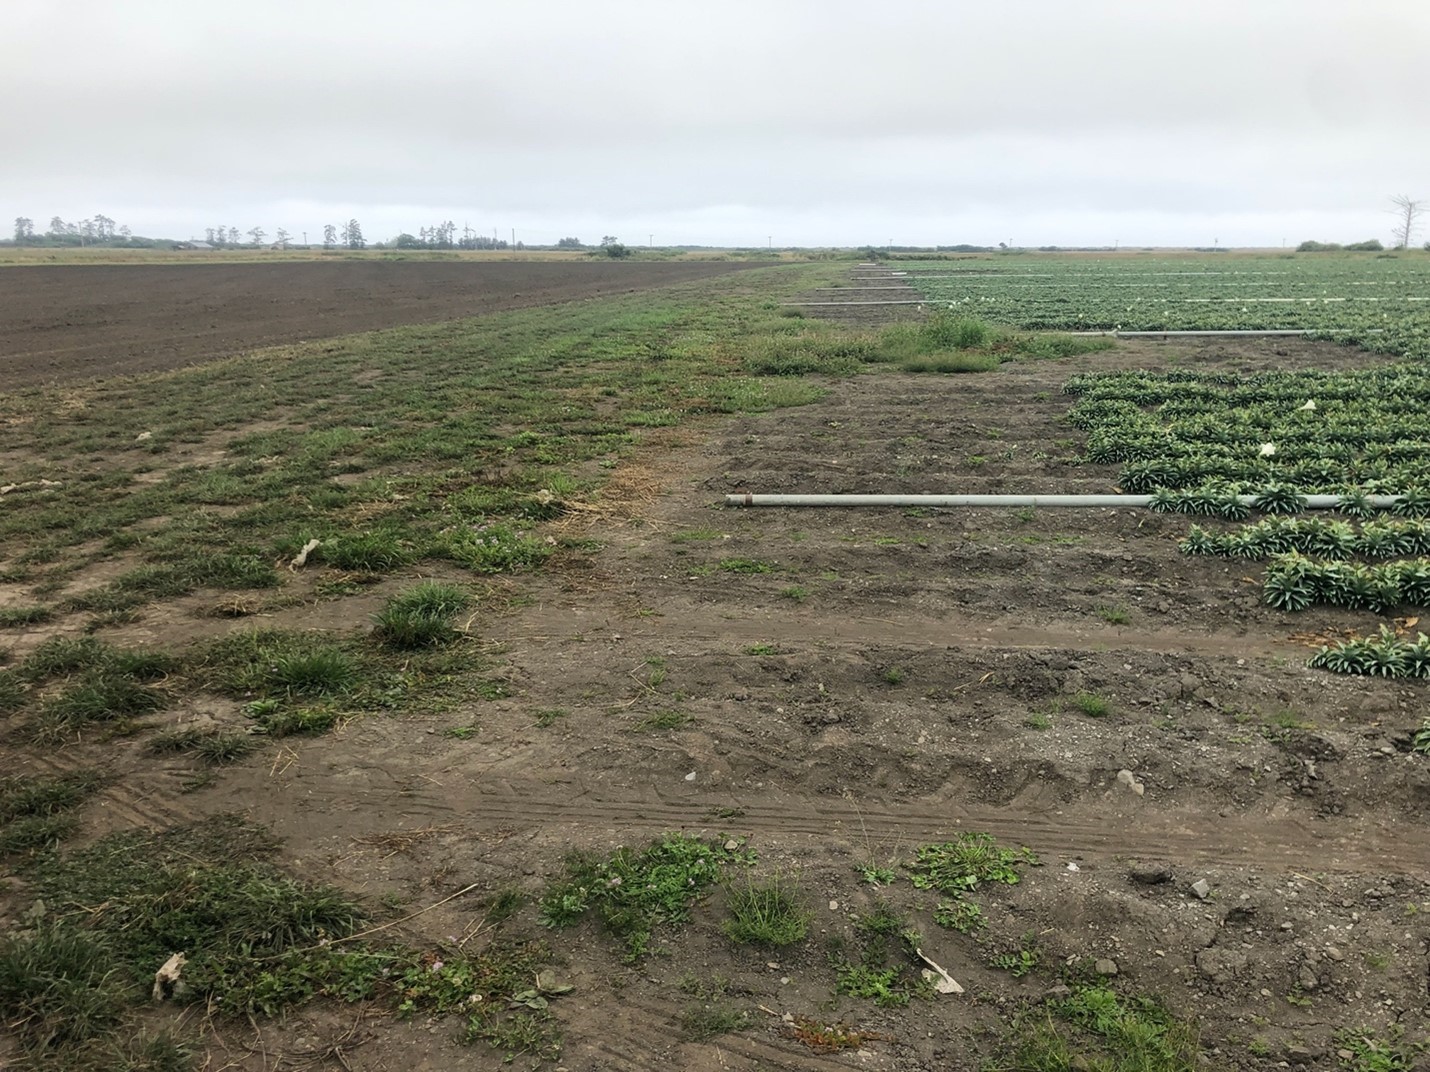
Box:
[1297,239,1384,252]
[390,222,517,250]
[11,214,154,247]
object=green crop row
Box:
[1308,627,1430,679]
[1181,517,1430,560]
[1262,553,1430,613]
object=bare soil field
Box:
[0,260,754,386]
[2,266,1427,1070]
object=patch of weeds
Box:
[1071,691,1111,718]
[538,833,747,960]
[1268,709,1314,732]
[372,581,471,650]
[148,728,257,766]
[1095,604,1131,626]
[635,709,690,732]
[744,643,777,656]
[856,864,898,887]
[0,925,134,1057]
[717,557,776,574]
[780,584,809,602]
[444,723,478,739]
[33,674,167,743]
[444,523,551,574]
[18,636,114,682]
[832,900,931,1009]
[933,896,986,934]
[676,976,748,1041]
[1024,712,1053,730]
[0,813,81,857]
[881,666,906,686]
[907,833,1037,894]
[1333,1030,1418,1071]
[314,530,414,572]
[0,668,27,713]
[990,937,1041,977]
[534,707,569,728]
[202,630,361,699]
[483,889,525,927]
[0,605,54,627]
[248,703,339,737]
[724,873,811,946]
[1002,983,1202,1072]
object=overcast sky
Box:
[5,0,1428,248]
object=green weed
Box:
[372,581,470,649]
[1072,691,1111,717]
[538,834,746,960]
[0,605,54,627]
[723,874,812,946]
[907,833,1037,894]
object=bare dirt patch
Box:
[0,260,757,386]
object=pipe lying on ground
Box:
[726,493,1404,509]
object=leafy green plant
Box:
[1071,691,1111,717]
[907,833,1037,894]
[538,834,746,960]
[932,896,986,934]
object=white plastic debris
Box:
[915,949,964,995]
[152,952,187,1001]
[289,538,321,570]
[1259,442,1276,457]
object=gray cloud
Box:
[5,0,1428,246]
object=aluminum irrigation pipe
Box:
[726,493,1405,509]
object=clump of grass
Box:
[1095,605,1131,626]
[933,896,986,934]
[18,636,112,681]
[249,704,338,737]
[314,530,414,572]
[0,668,25,713]
[907,833,1037,894]
[679,1001,749,1041]
[900,352,1003,374]
[1071,691,1111,718]
[724,874,811,947]
[635,709,691,732]
[534,707,568,728]
[203,631,361,699]
[0,605,54,627]
[372,581,470,650]
[0,770,103,857]
[717,558,775,574]
[442,523,552,574]
[33,674,166,742]
[0,925,133,1054]
[539,834,746,960]
[148,727,257,766]
[1003,983,1202,1072]
[922,314,993,351]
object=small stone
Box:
[782,1012,794,1023]
[1280,922,1294,931]
[829,900,839,911]
[780,976,790,985]
[1325,946,1344,962]
[1338,1050,1355,1062]
[1094,958,1119,977]
[1191,878,1211,900]
[684,771,696,782]
[1043,984,1072,1001]
[724,839,740,851]
[1297,964,1318,991]
[1286,1046,1316,1065]
[1116,769,1145,796]
[766,961,779,970]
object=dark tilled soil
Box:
[3,281,1427,1069]
[0,260,756,386]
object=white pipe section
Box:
[726,493,1404,509]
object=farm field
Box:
[875,253,1430,359]
[0,260,759,386]
[1,258,1428,1071]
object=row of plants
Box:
[1308,627,1430,679]
[1262,553,1430,612]
[1180,517,1430,560]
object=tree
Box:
[274,228,290,249]
[323,223,337,249]
[13,217,33,243]
[341,219,364,249]
[48,216,67,237]
[556,236,583,248]
[247,227,266,247]
[1390,195,1423,250]
[227,226,240,246]
[600,235,618,246]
